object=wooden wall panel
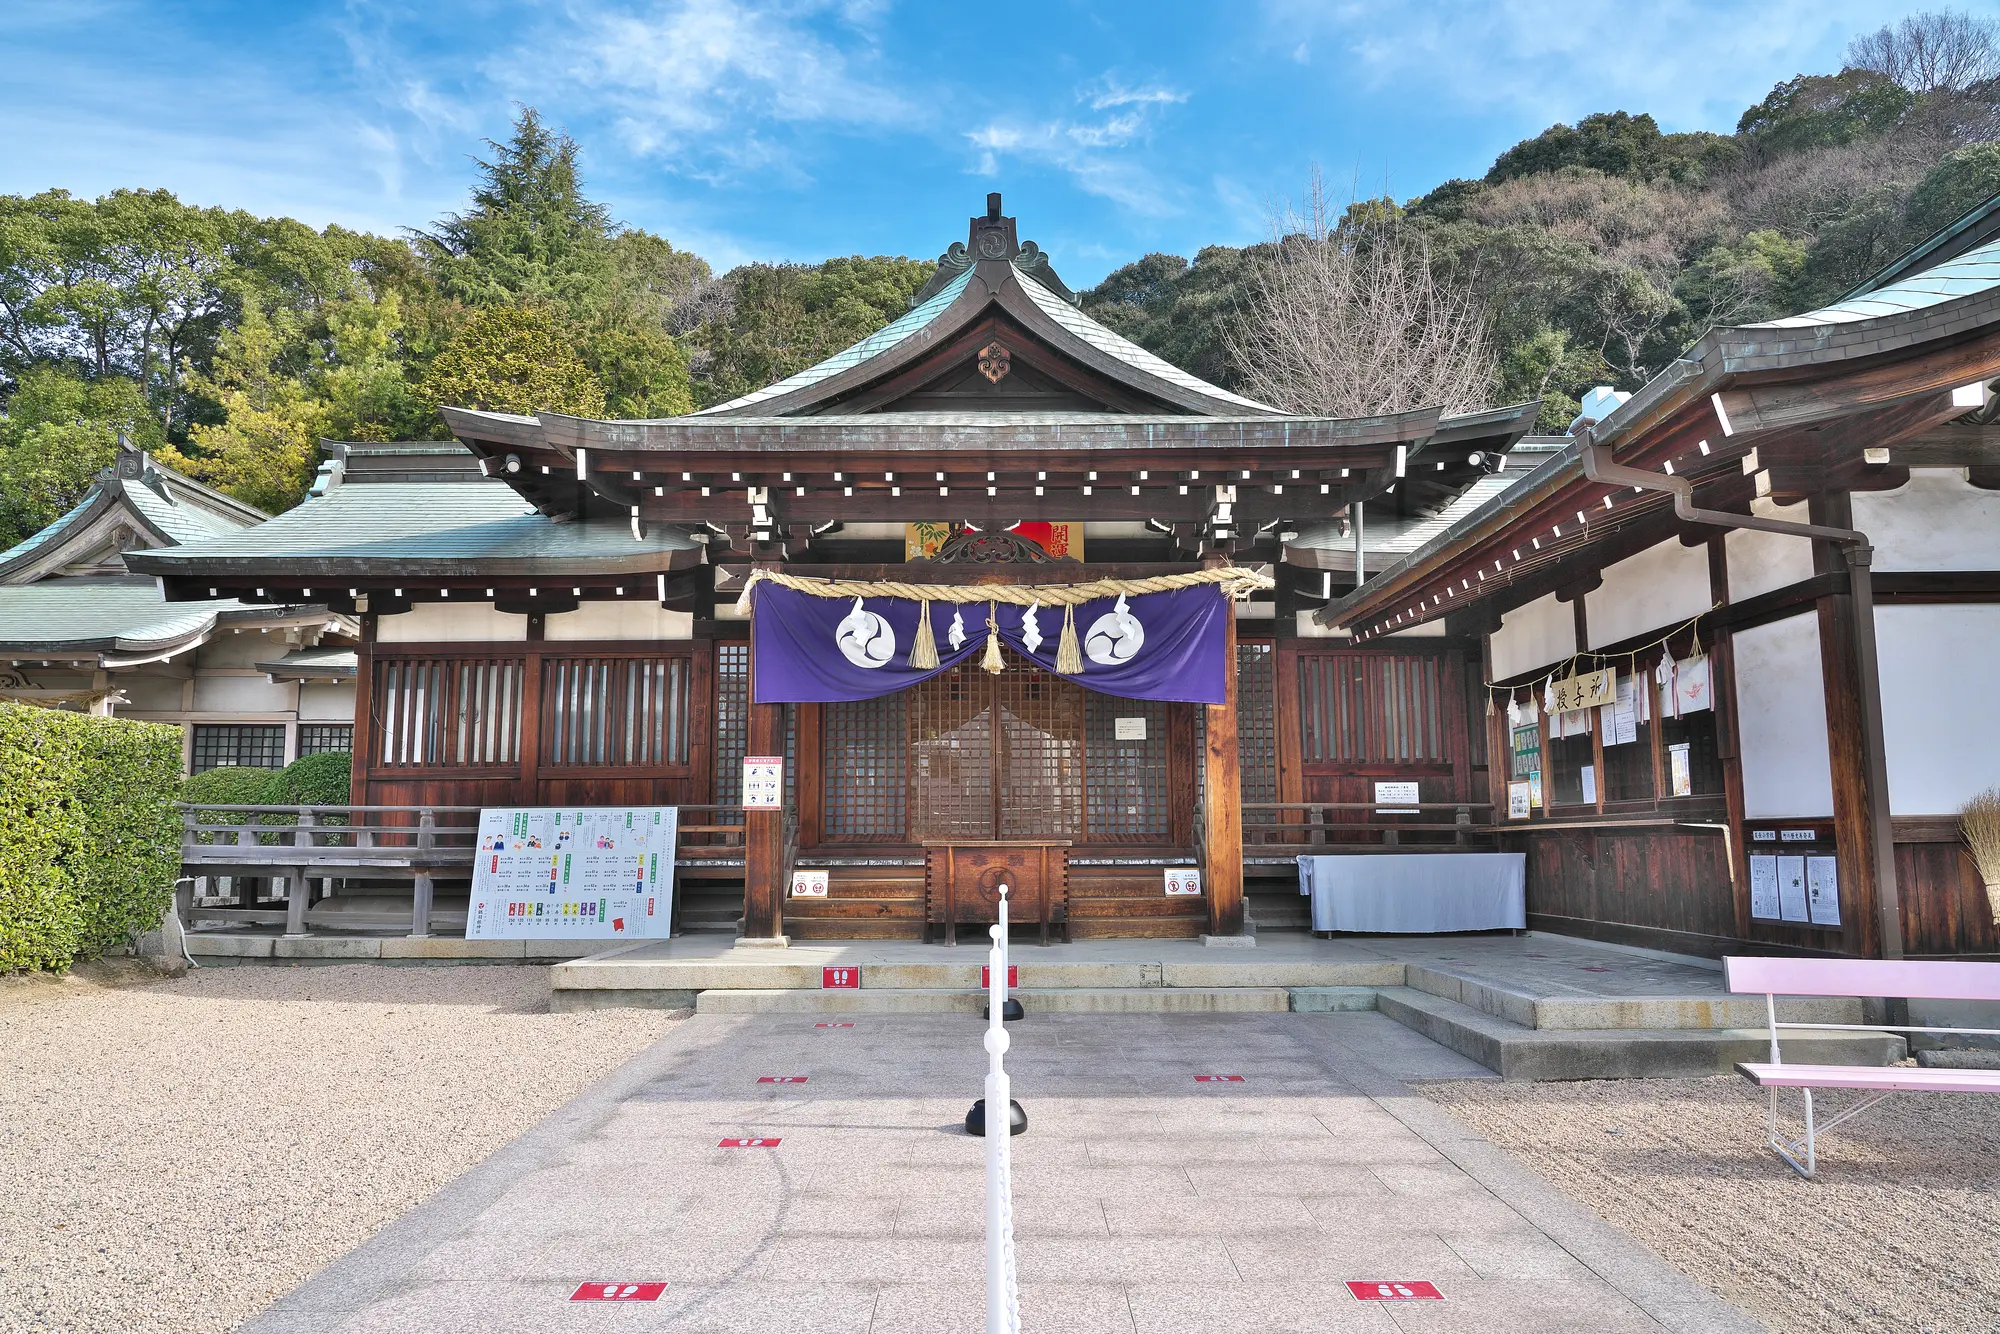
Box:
[1897,839,2000,957]
[1518,825,1741,955]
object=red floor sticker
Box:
[980,965,1019,987]
[1194,1074,1246,1082]
[570,1282,667,1302]
[1347,1280,1443,1301]
[822,966,860,989]
[719,1137,781,1148]
[757,1076,808,1084]
[815,1022,855,1028]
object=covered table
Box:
[1300,853,1526,934]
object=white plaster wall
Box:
[196,630,287,669]
[1852,470,2000,573]
[1724,497,1817,602]
[1875,603,2000,814]
[1586,538,1712,649]
[193,674,294,713]
[377,603,528,643]
[1490,592,1576,679]
[1733,612,1834,818]
[299,681,356,722]
[118,673,187,713]
[544,602,694,641]
[1385,621,1448,639]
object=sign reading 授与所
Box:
[1550,667,1616,714]
[467,807,677,939]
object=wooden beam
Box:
[1203,601,1244,936]
[1714,330,2000,435]
[742,624,787,941]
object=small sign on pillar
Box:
[1165,868,1202,896]
[743,756,784,809]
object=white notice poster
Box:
[1806,855,1841,927]
[743,756,784,809]
[1114,716,1148,741]
[467,807,677,939]
[1598,677,1640,746]
[1777,854,1810,923]
[790,869,829,898]
[1164,868,1202,896]
[1374,781,1421,814]
[1749,855,1780,920]
[1508,781,1532,821]
[1668,743,1692,797]
[1580,765,1597,805]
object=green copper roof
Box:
[0,576,253,653]
[0,493,95,569]
[1753,233,2000,327]
[697,268,977,415]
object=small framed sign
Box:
[1164,868,1202,896]
[1113,716,1148,741]
[790,869,829,898]
[743,756,784,809]
[1507,781,1531,821]
[1373,780,1421,814]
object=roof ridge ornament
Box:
[907,193,1077,307]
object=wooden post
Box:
[411,809,435,939]
[742,625,787,942]
[284,810,315,938]
[1204,602,1245,937]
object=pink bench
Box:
[1726,956,2000,1178]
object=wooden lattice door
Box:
[908,652,1084,841]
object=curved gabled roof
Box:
[1751,233,2000,328]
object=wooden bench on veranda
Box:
[1726,956,2000,1178]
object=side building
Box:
[0,444,356,772]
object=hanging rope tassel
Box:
[733,580,755,617]
[1055,603,1083,676]
[910,599,939,670]
[983,602,1004,675]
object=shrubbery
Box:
[0,703,183,972]
[268,750,351,807]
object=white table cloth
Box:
[1300,853,1526,933]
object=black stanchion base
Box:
[980,998,1026,1022]
[965,1097,1027,1137]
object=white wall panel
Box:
[544,602,694,641]
[193,674,293,713]
[377,603,528,643]
[1725,497,1816,602]
[1587,539,1712,648]
[1490,592,1575,679]
[1876,603,2000,815]
[1852,470,2000,572]
[1733,613,1834,818]
[299,682,356,722]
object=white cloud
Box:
[1261,0,1908,131]
[965,75,1188,214]
[522,0,914,169]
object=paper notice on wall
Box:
[1508,781,1532,820]
[790,869,829,898]
[743,756,784,809]
[1598,677,1640,746]
[467,807,677,939]
[1164,868,1202,896]
[1668,742,1693,797]
[1580,764,1597,805]
[1749,855,1780,920]
[1777,854,1809,923]
[1806,856,1841,927]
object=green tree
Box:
[418,304,606,417]
[1905,142,2000,237]
[687,256,931,407]
[0,366,161,546]
[155,300,325,513]
[1737,70,1915,158]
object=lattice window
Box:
[1236,642,1276,805]
[823,693,907,839]
[996,665,1083,840]
[374,657,521,768]
[713,643,749,804]
[297,725,353,757]
[1297,652,1448,763]
[542,656,689,768]
[1085,695,1167,841]
[909,664,995,841]
[190,724,285,773]
[908,654,1084,841]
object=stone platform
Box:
[548,932,1903,1081]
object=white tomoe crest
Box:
[948,605,967,651]
[835,596,896,668]
[1083,592,1145,666]
[1021,601,1042,655]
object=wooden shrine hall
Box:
[137,193,1539,945]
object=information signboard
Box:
[467,807,676,939]
[743,756,784,809]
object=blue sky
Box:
[2,0,1984,285]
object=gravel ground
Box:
[0,963,682,1334]
[1422,1074,2000,1334]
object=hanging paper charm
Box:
[1021,601,1043,655]
[947,606,966,651]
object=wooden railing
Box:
[1241,801,1496,853]
[177,803,749,938]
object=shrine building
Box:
[132,192,2000,959]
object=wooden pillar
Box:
[349,614,375,808]
[742,625,787,941]
[1203,604,1245,936]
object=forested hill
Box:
[4,11,1999,547]
[1082,64,2000,432]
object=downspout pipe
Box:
[1580,440,1903,959]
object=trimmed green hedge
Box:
[269,751,351,807]
[0,703,184,972]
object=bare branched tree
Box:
[1848,9,2000,93]
[1228,169,1494,417]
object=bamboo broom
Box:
[1961,787,2000,927]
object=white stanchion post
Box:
[985,884,1021,1334]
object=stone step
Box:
[1402,964,1864,1031]
[694,987,1296,1016]
[1374,987,1905,1080]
